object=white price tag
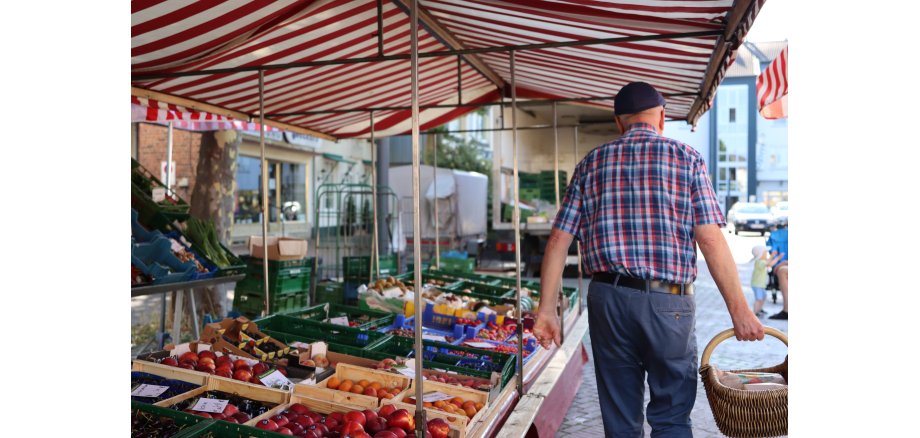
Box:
[131,384,170,398]
[422,334,447,342]
[289,269,302,275]
[259,369,293,389]
[464,341,496,349]
[152,187,167,203]
[422,391,455,403]
[191,398,230,414]
[328,316,350,326]
[394,366,416,379]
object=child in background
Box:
[751,246,784,317]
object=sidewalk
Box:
[557,258,789,437]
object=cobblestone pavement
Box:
[557,231,788,437]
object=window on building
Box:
[234,156,307,224]
[729,108,736,123]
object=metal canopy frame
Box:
[132,0,765,434]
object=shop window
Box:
[234,156,307,224]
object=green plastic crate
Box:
[446,281,515,300]
[131,400,214,438]
[342,256,371,280]
[282,303,395,330]
[426,268,504,286]
[254,314,391,350]
[232,291,310,319]
[235,272,311,296]
[314,280,345,305]
[174,420,296,438]
[369,335,515,390]
[436,257,476,273]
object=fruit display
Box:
[324,375,406,402]
[131,371,202,404]
[463,341,530,357]
[131,406,198,437]
[474,322,516,341]
[370,276,413,293]
[454,318,483,327]
[170,390,277,422]
[404,396,485,420]
[418,370,492,392]
[169,237,210,273]
[387,328,456,344]
[300,353,330,368]
[153,351,287,385]
[262,401,450,438]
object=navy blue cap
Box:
[613,82,666,116]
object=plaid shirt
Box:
[553,123,725,283]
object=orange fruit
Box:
[369,382,382,390]
[462,401,475,410]
[451,397,464,405]
[434,401,447,409]
[450,400,463,409]
[464,406,477,417]
[363,387,377,397]
[382,392,395,399]
[358,379,371,387]
[351,384,365,394]
[423,402,433,408]
[338,381,353,393]
[326,377,341,390]
[475,402,484,411]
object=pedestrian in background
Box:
[533,81,764,438]
[750,245,784,317]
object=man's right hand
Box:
[731,308,765,341]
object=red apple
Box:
[160,357,179,367]
[378,405,397,419]
[252,362,270,375]
[374,432,400,438]
[196,363,216,374]
[216,355,232,367]
[386,427,407,438]
[255,419,279,431]
[287,423,305,436]
[307,412,323,423]
[386,409,414,432]
[292,415,315,428]
[363,410,379,423]
[233,359,250,370]
[365,417,387,434]
[232,412,251,423]
[224,417,239,424]
[215,367,233,378]
[343,420,367,434]
[271,414,290,428]
[303,429,323,438]
[426,419,450,438]
[198,350,217,361]
[276,427,293,435]
[289,403,310,415]
[179,352,199,364]
[178,362,196,370]
[345,411,367,427]
[233,369,253,382]
[210,412,226,421]
[250,375,264,385]
[223,404,239,416]
[328,411,345,423]
[282,411,300,421]
[312,423,330,437]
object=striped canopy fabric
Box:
[756,44,787,119]
[132,0,765,139]
[131,96,280,132]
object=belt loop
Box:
[612,273,620,287]
[644,281,650,294]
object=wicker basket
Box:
[699,327,788,438]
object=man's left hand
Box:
[533,310,562,348]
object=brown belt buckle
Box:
[669,284,680,295]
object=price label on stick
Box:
[191,398,230,414]
[394,366,416,379]
[422,334,447,342]
[465,341,496,349]
[422,391,455,403]
[152,187,167,203]
[260,369,293,389]
[328,316,349,326]
[131,384,170,398]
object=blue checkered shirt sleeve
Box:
[691,157,726,226]
[552,168,584,239]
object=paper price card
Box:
[131,384,170,398]
[464,341,496,349]
[152,187,167,203]
[191,398,230,414]
[259,369,293,389]
[328,316,350,326]
[422,334,447,342]
[394,366,416,379]
[422,391,455,403]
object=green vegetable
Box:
[184,218,231,268]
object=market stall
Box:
[131,1,766,437]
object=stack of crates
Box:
[233,256,315,318]
[538,170,567,202]
[342,255,397,305]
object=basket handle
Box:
[700,326,788,367]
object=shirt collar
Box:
[624,122,659,135]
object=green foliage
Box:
[425,124,491,177]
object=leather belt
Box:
[591,272,694,296]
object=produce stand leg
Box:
[189,291,199,340]
[158,293,168,348]
[172,289,184,344]
[410,1,426,436]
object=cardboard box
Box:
[248,236,308,261]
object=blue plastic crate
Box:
[164,231,219,280]
[131,208,164,243]
[132,237,197,284]
[378,314,475,345]
[460,338,539,366]
[421,303,488,333]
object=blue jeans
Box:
[588,280,698,437]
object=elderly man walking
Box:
[533,82,764,437]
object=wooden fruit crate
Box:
[132,359,213,383]
[384,379,489,438]
[156,372,291,427]
[294,363,410,409]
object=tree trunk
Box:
[187,129,241,323]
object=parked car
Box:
[771,201,788,228]
[727,202,774,235]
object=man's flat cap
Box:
[614,82,667,116]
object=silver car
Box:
[727,202,774,235]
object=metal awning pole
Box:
[433,133,439,269]
[410,1,426,435]
[574,125,584,313]
[553,102,564,343]
[160,122,174,347]
[511,50,524,397]
[259,70,271,317]
[371,112,380,280]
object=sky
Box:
[744,0,790,43]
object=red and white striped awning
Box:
[132,0,765,139]
[131,96,280,132]
[756,44,787,119]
